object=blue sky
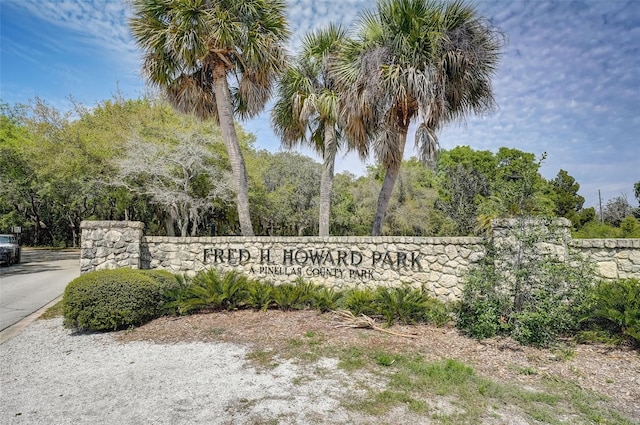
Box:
[1,0,638,209]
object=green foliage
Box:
[456,264,508,339]
[310,286,343,312]
[382,160,445,236]
[63,269,179,331]
[138,269,180,287]
[167,269,252,315]
[330,172,377,236]
[68,265,458,332]
[340,288,378,317]
[247,280,274,311]
[3,94,637,242]
[247,151,321,236]
[1,97,236,245]
[436,147,495,235]
[374,285,429,325]
[456,219,595,346]
[421,297,453,327]
[581,278,640,345]
[160,274,193,316]
[340,285,452,327]
[619,216,640,238]
[436,147,559,236]
[436,163,489,235]
[550,169,585,220]
[573,221,617,238]
[477,149,555,227]
[272,278,314,311]
[330,161,454,237]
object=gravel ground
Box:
[0,318,362,425]
[2,312,639,424]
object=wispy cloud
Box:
[2,0,637,208]
[7,0,138,70]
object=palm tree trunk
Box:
[371,132,407,236]
[212,64,255,236]
[319,126,337,237]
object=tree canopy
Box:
[129,0,290,236]
[333,0,504,235]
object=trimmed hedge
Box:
[63,268,179,331]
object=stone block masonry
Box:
[570,238,640,280]
[80,220,639,302]
[141,236,485,301]
[80,221,144,273]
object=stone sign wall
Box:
[141,235,485,300]
[79,220,639,301]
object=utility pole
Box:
[598,190,603,222]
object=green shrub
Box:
[456,265,509,339]
[310,286,342,312]
[63,268,177,331]
[572,221,621,238]
[166,269,252,315]
[456,219,595,346]
[272,282,305,311]
[620,216,640,238]
[247,280,274,311]
[337,285,452,327]
[139,269,181,288]
[581,278,640,345]
[156,269,457,329]
[340,288,378,317]
[375,285,429,325]
[161,274,193,316]
[421,297,453,327]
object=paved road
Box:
[0,249,80,333]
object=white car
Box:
[0,234,21,266]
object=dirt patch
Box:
[116,309,640,420]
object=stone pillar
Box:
[490,218,572,268]
[80,221,145,273]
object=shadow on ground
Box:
[0,249,79,277]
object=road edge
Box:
[0,295,63,344]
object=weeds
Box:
[335,349,633,424]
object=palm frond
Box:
[130,0,290,121]
[332,309,417,338]
[415,122,439,168]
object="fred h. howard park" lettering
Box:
[203,247,422,279]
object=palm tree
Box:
[271,24,348,236]
[129,0,290,236]
[334,0,503,235]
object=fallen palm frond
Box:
[332,310,417,339]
